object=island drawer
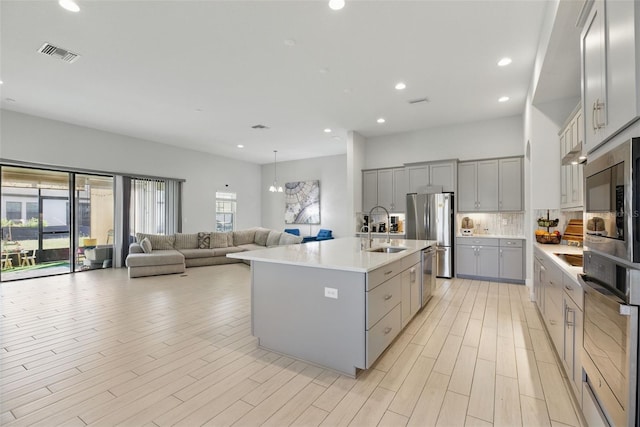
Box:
[500,238,523,248]
[366,303,401,368]
[402,251,421,269]
[368,259,403,291]
[456,237,499,246]
[367,274,402,329]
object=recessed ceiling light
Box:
[578,155,587,161]
[498,96,510,103]
[59,0,80,12]
[498,57,512,67]
[324,128,332,133]
[0,80,3,85]
[237,144,244,149]
[395,82,406,90]
[377,118,386,124]
[328,0,345,10]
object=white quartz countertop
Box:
[227,237,434,273]
[534,242,584,281]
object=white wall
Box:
[261,154,349,238]
[363,115,524,169]
[0,110,262,232]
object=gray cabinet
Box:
[457,237,524,282]
[362,167,406,213]
[499,240,524,282]
[498,157,523,211]
[581,0,640,153]
[458,157,522,212]
[407,161,456,194]
[401,261,421,328]
[560,106,584,209]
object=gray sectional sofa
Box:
[125,227,302,278]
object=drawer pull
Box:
[383,327,393,335]
[384,270,393,276]
[384,294,393,301]
[565,285,573,291]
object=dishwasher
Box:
[422,246,436,306]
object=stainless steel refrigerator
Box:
[406,192,454,278]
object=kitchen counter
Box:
[228,237,432,273]
[534,242,583,281]
[228,237,433,376]
[456,234,527,239]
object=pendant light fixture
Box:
[268,150,283,193]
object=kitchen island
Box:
[228,237,433,376]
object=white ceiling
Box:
[1,0,550,165]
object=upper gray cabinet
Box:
[406,160,456,194]
[362,167,407,213]
[581,0,640,153]
[458,157,522,212]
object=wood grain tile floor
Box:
[0,264,584,426]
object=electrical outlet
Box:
[324,287,338,299]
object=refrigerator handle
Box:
[423,199,429,239]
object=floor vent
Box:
[38,43,80,63]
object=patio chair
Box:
[1,252,13,269]
[20,249,36,266]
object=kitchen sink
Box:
[553,253,583,267]
[368,246,407,254]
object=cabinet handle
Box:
[384,270,393,276]
[383,327,393,335]
[595,98,606,129]
[566,308,575,327]
[564,285,573,292]
[410,268,416,282]
[384,294,393,301]
[592,100,598,133]
[550,320,557,326]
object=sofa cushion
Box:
[279,233,303,245]
[212,246,245,256]
[227,232,234,246]
[136,233,175,250]
[126,250,184,267]
[174,233,198,249]
[233,229,256,246]
[211,232,229,248]
[129,242,144,254]
[197,232,211,249]
[178,248,217,259]
[266,230,282,247]
[237,243,266,251]
[254,228,271,246]
[140,237,152,254]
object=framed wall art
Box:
[284,180,320,224]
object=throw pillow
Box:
[266,230,282,247]
[254,228,270,246]
[197,232,211,249]
[140,237,152,254]
[211,232,228,248]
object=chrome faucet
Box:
[368,205,390,247]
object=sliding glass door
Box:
[1,165,114,281]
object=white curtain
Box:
[130,178,181,237]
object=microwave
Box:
[584,138,640,264]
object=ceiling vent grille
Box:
[38,43,80,63]
[408,97,430,105]
[251,124,269,129]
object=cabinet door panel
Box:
[476,160,499,211]
[363,171,378,213]
[456,245,477,276]
[477,246,499,278]
[499,247,523,281]
[499,158,522,211]
[430,162,455,192]
[407,166,429,194]
[457,162,477,212]
[582,0,607,152]
[377,169,394,211]
[392,168,407,212]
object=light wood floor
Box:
[0,264,584,426]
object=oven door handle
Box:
[579,274,626,305]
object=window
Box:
[26,202,39,222]
[6,201,21,221]
[216,192,236,232]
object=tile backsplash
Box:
[456,212,524,236]
[533,209,582,235]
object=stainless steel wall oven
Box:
[580,251,640,426]
[584,138,640,264]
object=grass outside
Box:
[2,238,71,251]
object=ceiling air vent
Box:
[38,43,80,63]
[408,97,430,105]
[251,124,269,129]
